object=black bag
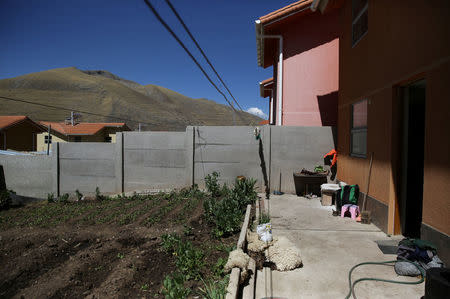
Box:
[336,184,359,211]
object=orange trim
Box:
[259,0,314,25]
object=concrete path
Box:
[255,194,425,299]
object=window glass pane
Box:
[352,8,368,44]
[353,100,367,128]
[352,0,368,20]
[351,130,367,156]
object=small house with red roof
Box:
[256,0,340,126]
[0,116,45,151]
[36,120,130,152]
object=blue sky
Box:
[0,0,294,119]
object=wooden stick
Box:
[362,152,373,212]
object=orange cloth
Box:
[324,149,337,167]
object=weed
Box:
[183,225,193,236]
[212,257,227,277]
[259,212,271,224]
[47,193,55,203]
[58,193,70,203]
[198,276,229,299]
[95,187,109,201]
[161,272,190,299]
[141,283,149,291]
[117,252,125,259]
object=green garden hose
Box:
[345,259,425,299]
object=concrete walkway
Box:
[255,194,425,299]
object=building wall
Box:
[36,131,67,152]
[337,0,450,260]
[1,121,42,151]
[269,10,340,126]
[36,129,121,152]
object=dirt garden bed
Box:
[0,174,258,298]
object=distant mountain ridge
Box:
[0,67,260,131]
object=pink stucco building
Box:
[256,0,340,126]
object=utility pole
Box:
[46,124,51,155]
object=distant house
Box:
[0,116,45,151]
[256,0,339,126]
[37,121,130,151]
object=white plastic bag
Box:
[257,223,272,243]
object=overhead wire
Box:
[142,0,256,126]
[164,0,243,111]
[0,95,155,126]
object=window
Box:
[351,99,367,157]
[74,136,82,142]
[44,135,52,144]
[104,136,112,143]
[352,0,368,46]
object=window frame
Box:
[350,99,368,158]
[44,135,52,144]
[351,0,368,47]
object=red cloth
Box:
[324,149,337,167]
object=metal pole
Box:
[46,125,51,155]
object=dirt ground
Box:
[0,193,238,298]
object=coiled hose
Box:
[345,259,425,299]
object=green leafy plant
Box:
[141,283,149,291]
[161,272,190,299]
[259,212,271,225]
[205,172,221,197]
[47,193,55,203]
[58,193,69,203]
[117,252,125,259]
[198,276,228,299]
[95,187,109,201]
[161,233,204,279]
[212,257,227,277]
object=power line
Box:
[142,0,239,114]
[0,95,155,126]
[164,0,243,111]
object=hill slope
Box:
[0,67,260,131]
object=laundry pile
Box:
[395,238,444,276]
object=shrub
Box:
[0,190,12,211]
[161,272,190,299]
[205,172,221,197]
[211,195,243,238]
[232,177,257,209]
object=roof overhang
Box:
[259,77,274,98]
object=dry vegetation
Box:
[0,67,261,131]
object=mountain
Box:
[0,67,261,131]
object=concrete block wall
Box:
[192,126,264,191]
[123,132,187,191]
[268,126,335,193]
[59,142,116,195]
[0,154,53,199]
[0,126,335,198]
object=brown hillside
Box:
[0,67,261,131]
